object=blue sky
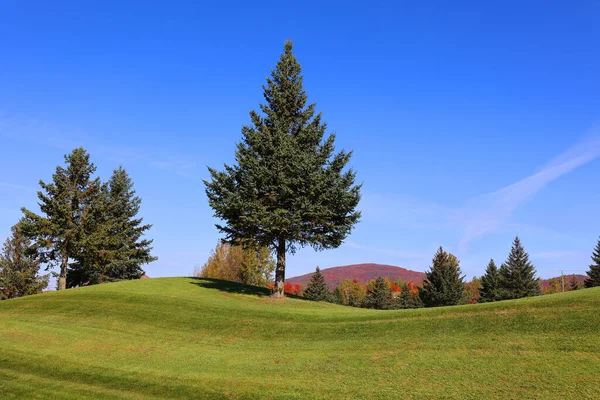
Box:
[1,1,599,281]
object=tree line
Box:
[0,148,156,299]
[198,235,600,310]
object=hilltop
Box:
[1,277,599,399]
[287,263,426,288]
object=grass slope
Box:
[1,278,599,399]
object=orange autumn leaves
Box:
[268,282,303,296]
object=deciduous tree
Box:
[198,241,275,287]
[204,41,361,297]
[334,279,365,306]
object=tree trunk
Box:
[59,253,68,290]
[273,238,286,298]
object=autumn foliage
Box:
[270,282,303,296]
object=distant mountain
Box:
[287,263,426,289]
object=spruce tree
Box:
[68,167,157,286]
[0,221,49,299]
[569,274,580,291]
[584,238,600,288]
[21,148,100,290]
[204,41,361,297]
[361,277,393,310]
[419,247,465,307]
[302,266,331,301]
[396,281,423,309]
[498,236,540,299]
[479,259,501,302]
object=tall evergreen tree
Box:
[498,236,540,299]
[361,277,393,310]
[302,266,331,301]
[0,221,49,299]
[68,167,157,286]
[569,274,580,291]
[584,238,600,288]
[204,41,361,297]
[419,247,465,307]
[21,148,100,290]
[479,259,501,302]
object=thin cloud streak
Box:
[457,131,600,253]
[360,127,600,258]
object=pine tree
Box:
[21,148,100,290]
[68,167,157,286]
[0,222,48,299]
[204,41,361,297]
[569,274,580,291]
[498,236,540,299]
[396,281,423,309]
[302,266,331,301]
[361,277,393,310]
[419,247,465,307]
[479,259,501,302]
[584,238,600,288]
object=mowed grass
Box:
[1,278,599,399]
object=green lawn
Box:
[1,277,599,399]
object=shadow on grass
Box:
[189,277,306,300]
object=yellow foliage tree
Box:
[196,241,275,287]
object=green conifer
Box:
[0,222,48,299]
[479,259,501,302]
[396,282,423,309]
[204,41,361,297]
[584,238,600,288]
[419,247,465,307]
[361,277,393,310]
[569,274,580,291]
[21,148,100,290]
[302,266,331,301]
[498,236,540,299]
[68,167,157,286]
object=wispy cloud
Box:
[359,127,600,258]
[456,131,600,252]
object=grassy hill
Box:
[1,278,599,399]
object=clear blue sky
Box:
[1,1,599,281]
